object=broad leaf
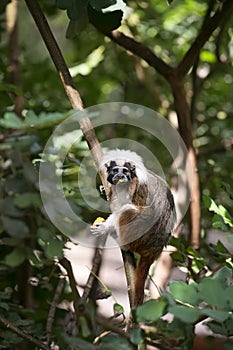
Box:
[136,298,167,322]
[168,304,200,323]
[169,281,199,306]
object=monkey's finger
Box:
[90,225,103,236]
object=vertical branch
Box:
[171,79,201,250]
[6,0,24,117]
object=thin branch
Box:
[106,30,174,80]
[60,257,95,332]
[96,316,130,341]
[0,315,50,350]
[82,242,105,302]
[60,257,81,303]
[46,277,66,344]
[215,21,228,61]
[190,58,200,121]
[177,0,233,77]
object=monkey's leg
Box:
[121,250,137,310]
[133,254,155,308]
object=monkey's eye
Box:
[123,168,130,175]
[111,167,119,174]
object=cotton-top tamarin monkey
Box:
[91,149,176,308]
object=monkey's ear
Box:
[105,160,116,171]
[131,165,136,178]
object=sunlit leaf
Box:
[200,50,217,63]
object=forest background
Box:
[0,0,233,349]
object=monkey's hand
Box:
[90,217,107,236]
[90,223,107,236]
[90,215,117,238]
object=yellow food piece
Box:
[93,217,106,226]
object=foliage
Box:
[0,0,233,349]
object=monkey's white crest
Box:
[100,149,148,183]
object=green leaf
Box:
[56,0,88,20]
[225,285,233,308]
[136,298,168,322]
[37,227,51,241]
[205,320,228,337]
[5,248,26,267]
[200,50,217,63]
[170,251,186,263]
[198,278,227,309]
[88,0,125,13]
[14,193,41,209]
[69,46,105,77]
[88,3,123,32]
[169,281,199,306]
[227,235,233,245]
[215,240,230,254]
[0,302,10,311]
[203,194,218,212]
[100,333,134,350]
[56,0,67,10]
[168,304,200,323]
[212,214,229,231]
[130,327,144,345]
[3,216,29,238]
[203,195,233,228]
[113,302,124,315]
[221,183,233,201]
[44,239,64,259]
[0,112,23,129]
[63,334,96,349]
[79,316,91,338]
[213,267,233,289]
[2,197,25,218]
[202,308,230,322]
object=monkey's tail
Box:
[133,253,155,308]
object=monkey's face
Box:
[105,160,136,185]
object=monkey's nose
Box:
[114,173,127,184]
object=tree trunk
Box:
[170,77,201,249]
